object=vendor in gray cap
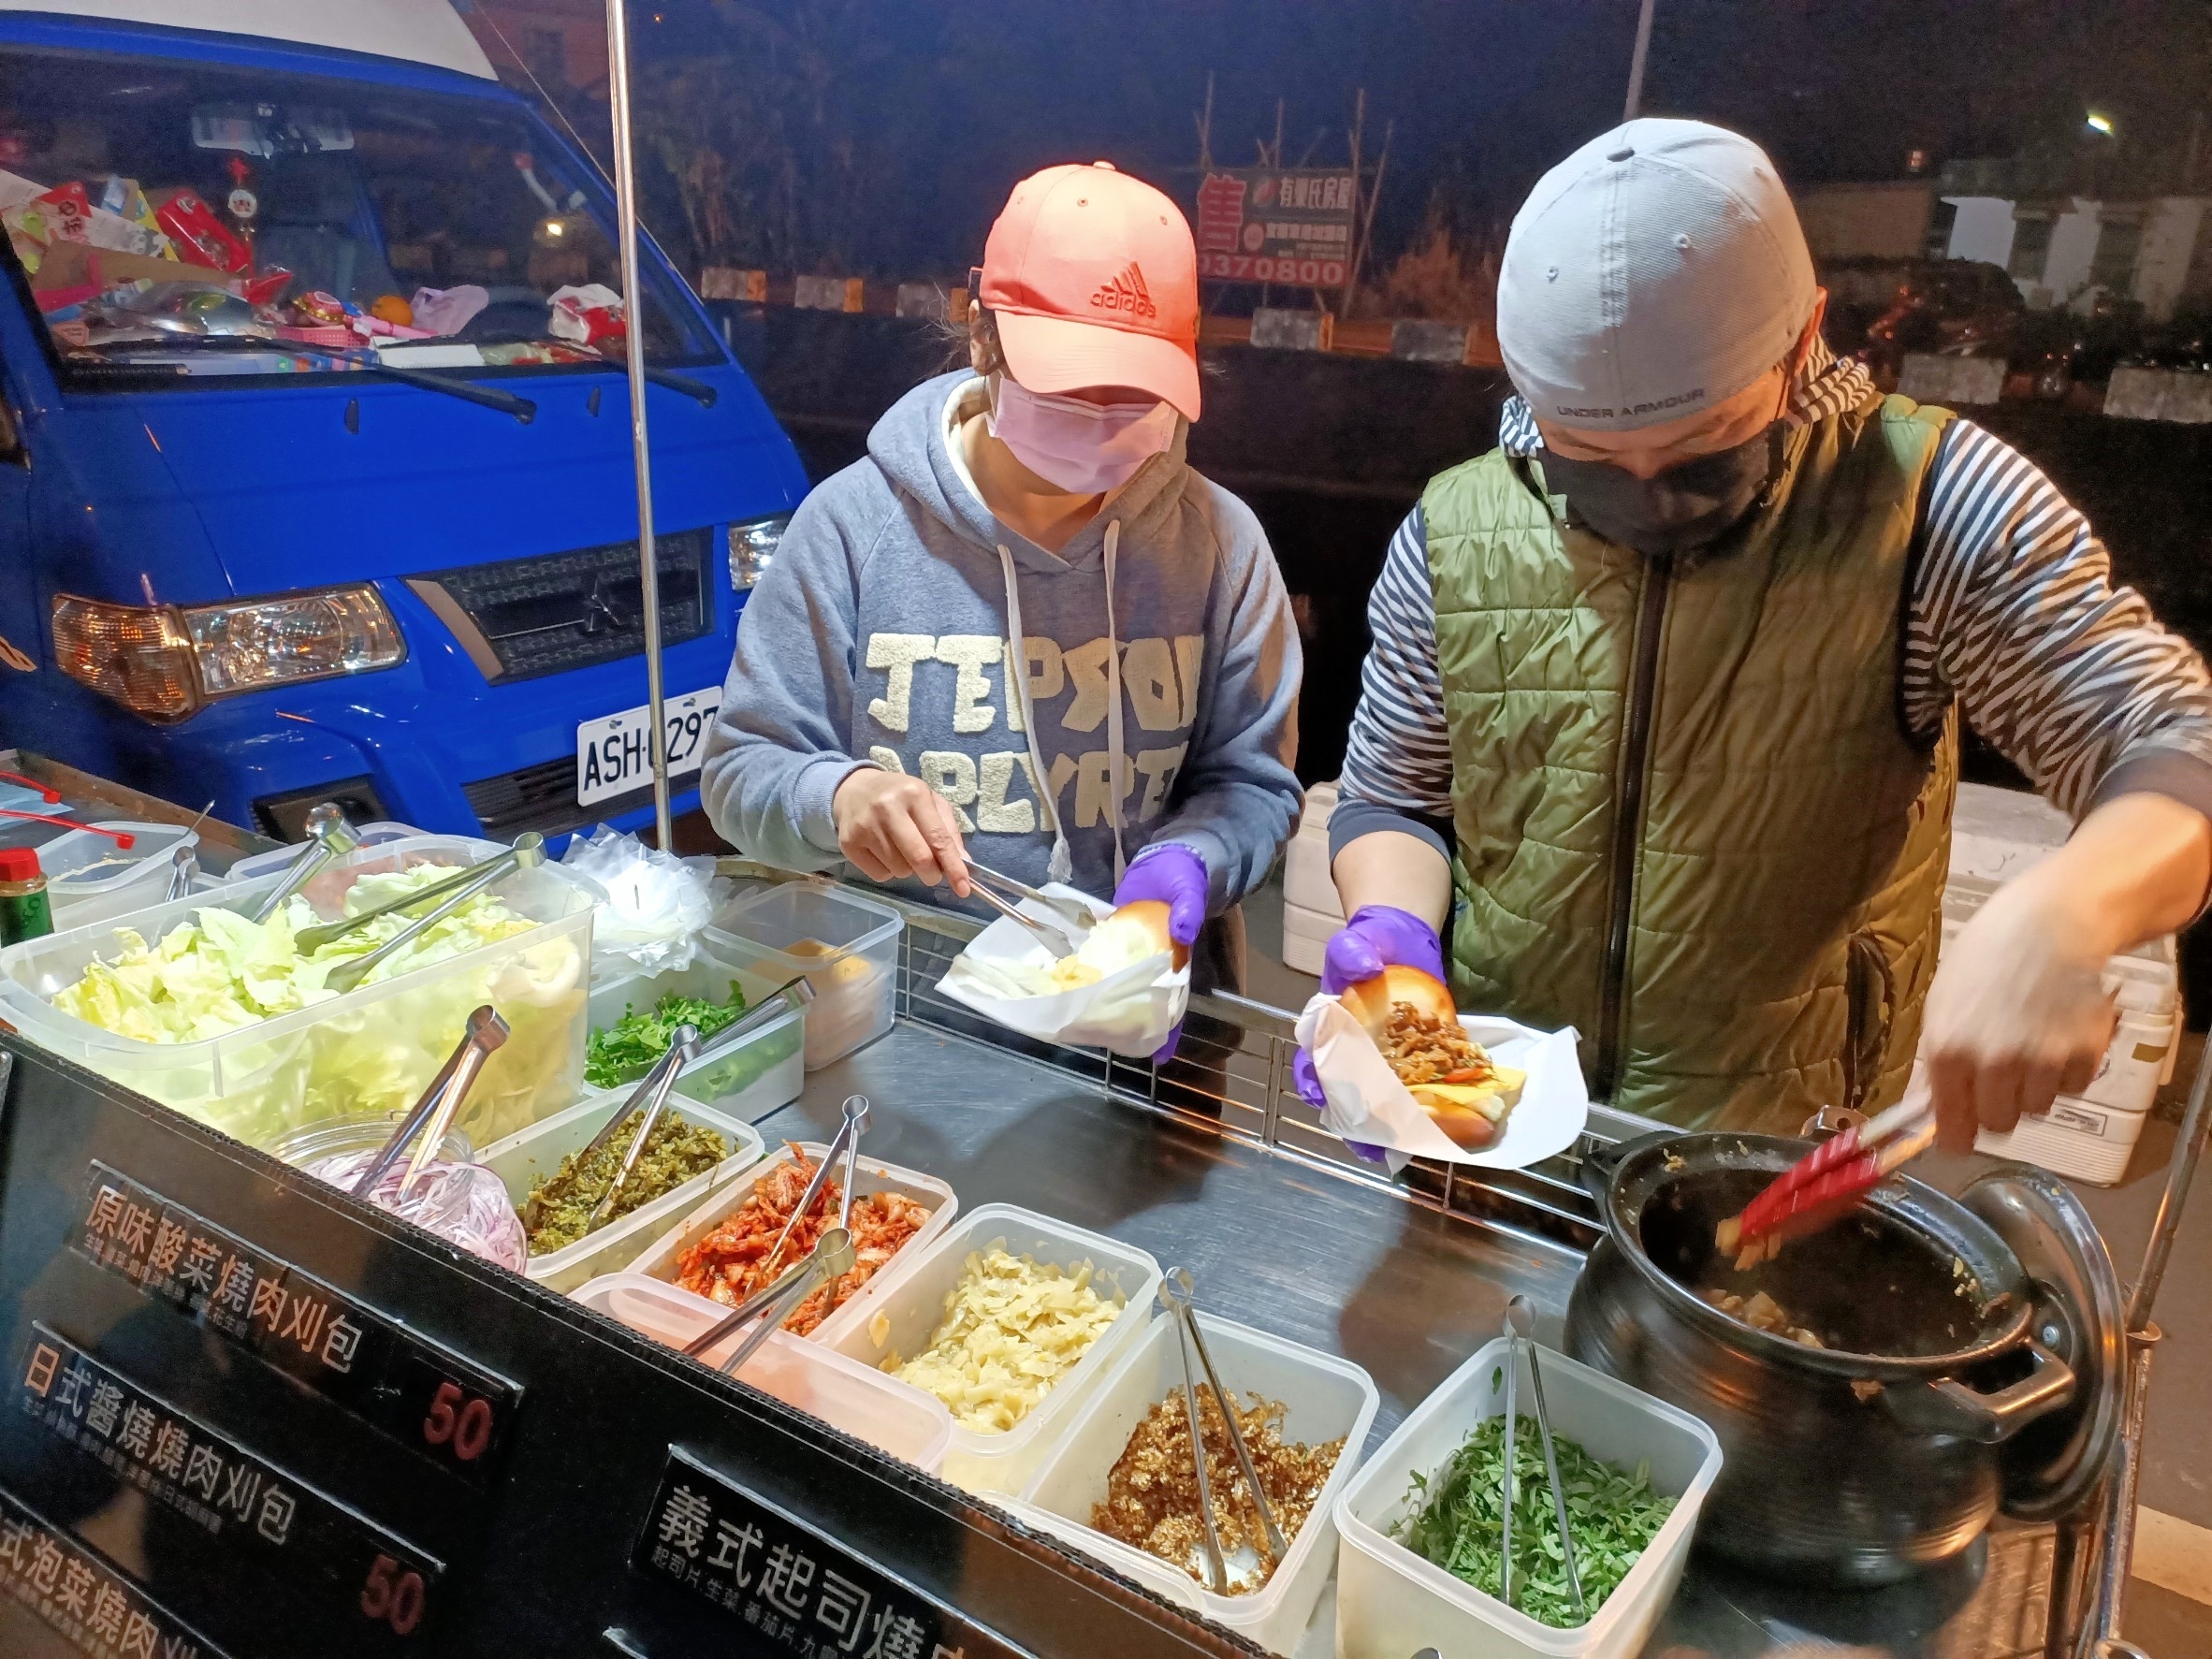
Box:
[1300,117,2212,1146]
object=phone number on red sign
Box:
[1200,253,1348,285]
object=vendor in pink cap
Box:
[703,162,1303,1055]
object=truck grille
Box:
[406,530,712,683]
[462,756,697,839]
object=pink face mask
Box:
[987,376,1180,495]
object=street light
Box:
[2086,111,2117,138]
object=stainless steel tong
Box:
[351,1006,510,1201]
[1157,1266,1290,1594]
[165,843,199,902]
[758,1095,868,1281]
[249,803,359,923]
[962,856,1093,959]
[680,1225,858,1377]
[313,833,547,995]
[1501,1294,1584,1617]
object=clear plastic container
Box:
[586,948,805,1123]
[477,1087,767,1292]
[571,1273,953,1472]
[622,1142,957,1347]
[223,829,506,891]
[1013,1311,1377,1656]
[39,822,201,932]
[0,837,592,1152]
[1334,1337,1722,1659]
[269,1114,527,1272]
[706,882,902,1069]
[821,1203,1163,1495]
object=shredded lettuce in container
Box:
[1395,1407,1676,1628]
[48,863,585,1149]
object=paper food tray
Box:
[935,886,1188,1058]
[1294,997,1588,1171]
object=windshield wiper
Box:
[69,333,536,422]
[467,334,718,407]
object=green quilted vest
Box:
[1424,393,1957,1132]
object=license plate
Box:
[575,687,720,807]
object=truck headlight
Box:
[728,513,791,591]
[52,585,405,719]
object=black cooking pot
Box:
[1564,1130,2122,1586]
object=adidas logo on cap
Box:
[1090,264,1157,321]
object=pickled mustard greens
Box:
[585,984,749,1089]
[47,864,586,1150]
[523,1110,729,1254]
[1397,1411,1676,1628]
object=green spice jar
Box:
[0,847,53,946]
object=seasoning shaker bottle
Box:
[0,847,53,944]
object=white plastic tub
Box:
[1976,1093,2151,1186]
[1335,1337,1722,1659]
[706,882,901,1068]
[39,821,201,931]
[586,949,806,1124]
[1015,1311,1376,1656]
[478,1087,766,1293]
[572,1273,953,1472]
[822,1203,1163,1495]
[623,1142,957,1346]
[0,836,591,1151]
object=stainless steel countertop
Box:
[748,1019,2058,1659]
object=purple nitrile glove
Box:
[1297,905,1448,1162]
[1318,904,1448,996]
[1113,842,1209,1063]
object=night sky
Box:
[627,0,2212,275]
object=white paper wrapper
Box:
[937,887,1189,1057]
[1294,994,1590,1172]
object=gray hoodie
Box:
[701,371,1302,914]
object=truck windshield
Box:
[0,46,720,388]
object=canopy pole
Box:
[603,0,674,851]
[1623,0,1656,120]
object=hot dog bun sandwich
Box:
[1339,965,1524,1149]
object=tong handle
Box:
[586,1026,701,1228]
[320,833,544,995]
[353,1006,507,1197]
[250,805,359,924]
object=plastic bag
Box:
[1293,997,1590,1172]
[560,824,726,980]
[547,282,625,346]
[936,887,1188,1057]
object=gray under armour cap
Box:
[1498,118,1817,433]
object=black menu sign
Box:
[635,1448,1031,1659]
[17,1326,444,1641]
[0,1482,228,1659]
[71,1163,519,1489]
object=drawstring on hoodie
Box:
[996,521,1128,886]
[997,542,1074,884]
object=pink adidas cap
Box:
[980,162,1202,420]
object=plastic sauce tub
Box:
[39,822,201,932]
[1335,1337,1720,1659]
[623,1143,957,1347]
[0,838,592,1152]
[586,949,806,1124]
[571,1273,953,1473]
[478,1088,767,1293]
[1015,1311,1377,1656]
[822,1203,1163,1495]
[706,882,901,1069]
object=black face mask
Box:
[1539,422,1785,558]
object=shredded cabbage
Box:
[49,863,585,1148]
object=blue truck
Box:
[0,0,805,841]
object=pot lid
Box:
[1961,1164,2125,1522]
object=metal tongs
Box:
[1720,1078,1939,1265]
[313,833,547,995]
[1157,1266,1290,1594]
[680,1226,858,1378]
[757,1095,869,1281]
[1500,1295,1584,1618]
[350,1006,510,1201]
[250,803,360,923]
[165,843,199,902]
[962,856,1094,960]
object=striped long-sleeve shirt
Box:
[1332,343,2212,859]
